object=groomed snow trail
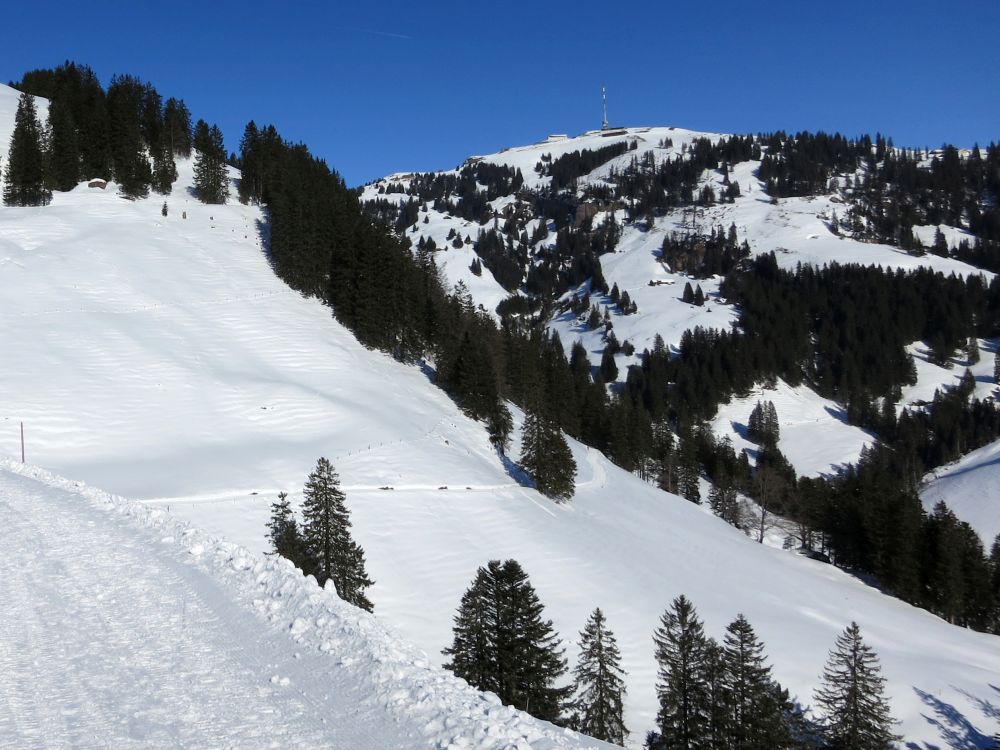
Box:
[0,470,392,749]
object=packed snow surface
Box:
[1,84,998,746]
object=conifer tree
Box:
[443,559,570,724]
[151,143,177,194]
[193,119,229,204]
[163,98,193,157]
[677,436,701,504]
[4,92,51,206]
[814,622,898,749]
[653,595,712,750]
[106,75,152,199]
[520,407,577,501]
[571,608,628,745]
[442,565,496,694]
[45,96,80,192]
[709,466,743,530]
[266,491,308,572]
[300,457,374,611]
[722,614,792,750]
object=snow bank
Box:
[0,457,615,750]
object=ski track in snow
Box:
[0,469,385,749]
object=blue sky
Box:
[2,1,998,186]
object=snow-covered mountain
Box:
[2,81,999,747]
[361,126,1000,495]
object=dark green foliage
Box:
[747,400,780,447]
[814,622,899,749]
[44,97,80,191]
[163,97,192,157]
[3,92,50,206]
[193,120,229,204]
[661,226,750,278]
[571,608,628,744]
[709,465,743,531]
[653,595,712,750]
[443,559,570,724]
[14,62,110,180]
[300,458,373,611]
[151,143,177,195]
[520,407,577,501]
[266,491,308,572]
[721,614,793,750]
[106,75,152,199]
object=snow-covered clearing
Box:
[923,441,1000,548]
[2,85,998,747]
[709,380,873,477]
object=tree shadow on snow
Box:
[499,451,534,489]
[905,687,995,750]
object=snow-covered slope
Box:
[361,126,995,481]
[0,458,617,750]
[1,85,998,746]
[923,442,1000,546]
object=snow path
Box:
[0,470,394,749]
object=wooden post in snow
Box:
[20,421,24,463]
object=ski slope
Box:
[1,83,998,746]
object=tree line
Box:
[442,562,897,749]
[6,61,227,203]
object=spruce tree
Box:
[653,595,712,750]
[497,559,570,723]
[151,143,177,195]
[443,560,570,724]
[442,565,497,694]
[4,92,51,206]
[571,608,628,745]
[45,96,80,192]
[193,119,229,204]
[266,491,308,572]
[520,407,577,501]
[300,457,374,611]
[709,466,743,530]
[163,97,193,157]
[106,75,152,199]
[721,614,792,750]
[814,622,898,749]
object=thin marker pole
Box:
[20,421,25,463]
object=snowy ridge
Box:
[0,457,614,750]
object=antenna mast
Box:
[602,85,609,130]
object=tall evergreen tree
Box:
[266,491,308,571]
[520,406,577,501]
[442,564,497,694]
[106,74,152,199]
[653,595,712,750]
[3,92,51,206]
[721,614,792,750]
[163,97,193,157]
[443,559,570,724]
[44,96,80,192]
[814,622,898,750]
[571,607,628,745]
[300,457,374,611]
[193,119,229,204]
